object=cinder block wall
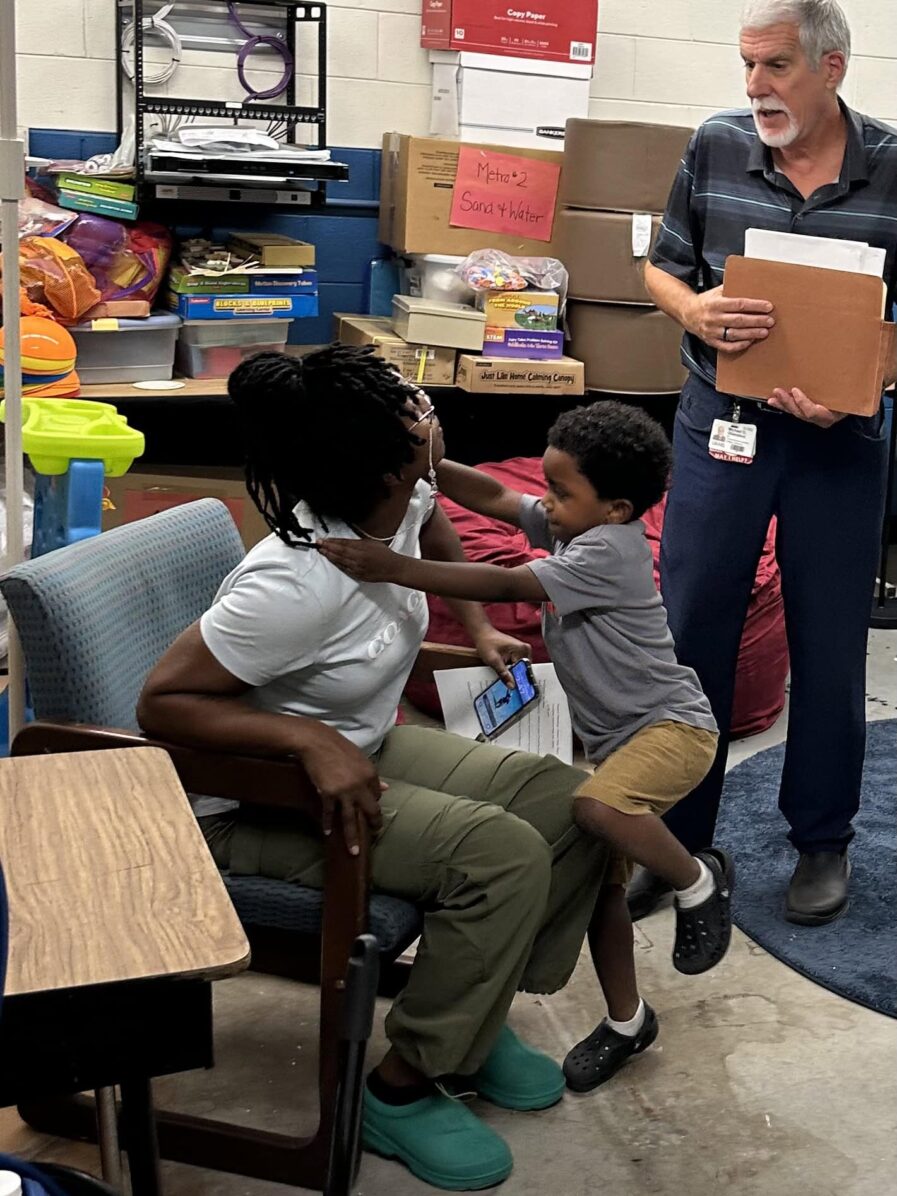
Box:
[15,0,897,145]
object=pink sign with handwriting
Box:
[450,147,560,243]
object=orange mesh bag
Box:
[11,237,101,324]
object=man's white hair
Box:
[740,0,851,71]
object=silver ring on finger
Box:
[722,327,730,342]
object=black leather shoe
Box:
[626,866,672,921]
[786,850,850,925]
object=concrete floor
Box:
[2,629,895,1195]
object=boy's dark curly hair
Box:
[227,345,424,546]
[548,401,672,519]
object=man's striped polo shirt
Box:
[650,101,897,387]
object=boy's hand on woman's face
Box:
[318,537,407,584]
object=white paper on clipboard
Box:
[434,663,573,764]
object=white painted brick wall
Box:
[13,1,897,147]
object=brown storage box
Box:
[566,302,687,393]
[336,314,457,386]
[103,467,268,550]
[456,354,585,395]
[561,120,693,213]
[556,210,660,304]
[380,133,563,256]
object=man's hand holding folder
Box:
[683,285,776,357]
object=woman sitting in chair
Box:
[138,346,607,1192]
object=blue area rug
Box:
[716,719,896,1018]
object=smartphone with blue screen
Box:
[474,660,540,741]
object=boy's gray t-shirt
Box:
[520,496,717,765]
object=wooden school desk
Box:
[0,748,250,1195]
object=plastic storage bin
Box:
[404,255,471,305]
[70,313,181,384]
[175,319,294,380]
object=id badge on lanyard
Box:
[709,401,757,465]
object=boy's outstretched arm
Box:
[318,536,547,604]
[436,460,526,527]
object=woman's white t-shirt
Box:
[200,480,434,757]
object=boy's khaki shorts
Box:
[574,720,719,886]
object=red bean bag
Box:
[406,457,789,740]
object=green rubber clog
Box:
[472,1024,566,1111]
[363,1086,513,1191]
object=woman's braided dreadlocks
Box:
[227,345,425,547]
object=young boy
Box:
[320,400,732,1093]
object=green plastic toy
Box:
[0,397,145,477]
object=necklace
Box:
[349,522,398,545]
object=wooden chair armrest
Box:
[410,642,481,683]
[12,720,322,822]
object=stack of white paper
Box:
[434,663,574,764]
[744,228,886,279]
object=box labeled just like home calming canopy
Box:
[455,354,584,394]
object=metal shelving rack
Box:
[116,1,348,205]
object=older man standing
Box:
[631,0,897,926]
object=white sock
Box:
[606,998,645,1038]
[675,858,714,909]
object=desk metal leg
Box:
[119,1077,162,1196]
[95,1088,123,1190]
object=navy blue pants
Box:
[660,373,888,855]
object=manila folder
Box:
[716,255,893,417]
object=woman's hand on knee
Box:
[297,723,386,855]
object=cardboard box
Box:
[336,314,457,386]
[555,210,660,304]
[717,256,894,416]
[103,468,269,550]
[423,1,598,66]
[169,266,319,296]
[228,233,316,268]
[167,292,319,320]
[430,51,590,149]
[392,295,486,352]
[482,290,562,357]
[482,290,559,329]
[561,120,693,213]
[484,329,565,358]
[566,302,687,393]
[456,354,584,394]
[379,133,563,256]
[422,0,452,48]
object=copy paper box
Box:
[456,354,584,394]
[448,1,598,66]
[717,256,893,417]
[422,0,452,48]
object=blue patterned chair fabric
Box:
[0,499,422,956]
